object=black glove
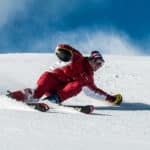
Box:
[106,95,116,102]
[106,94,122,105]
[55,48,72,62]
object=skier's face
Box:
[90,58,104,71]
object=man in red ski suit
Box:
[8,44,122,108]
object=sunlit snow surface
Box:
[0,53,150,150]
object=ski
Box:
[26,102,94,114]
[62,104,94,114]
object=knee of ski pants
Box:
[58,81,83,101]
[34,71,66,99]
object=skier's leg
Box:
[43,81,82,103]
[33,71,64,99]
[7,72,64,102]
[57,81,82,102]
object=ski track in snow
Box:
[0,54,150,150]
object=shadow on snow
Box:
[95,102,150,111]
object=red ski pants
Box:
[9,72,82,102]
[34,72,82,101]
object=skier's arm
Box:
[88,84,110,97]
[85,81,115,102]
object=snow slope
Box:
[0,53,150,150]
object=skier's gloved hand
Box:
[106,95,116,102]
[106,94,122,105]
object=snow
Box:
[0,53,150,150]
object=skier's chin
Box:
[94,66,101,71]
[93,67,98,72]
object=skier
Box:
[7,44,122,111]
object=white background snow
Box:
[0,53,150,150]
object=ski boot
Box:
[43,93,61,104]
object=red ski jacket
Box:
[34,45,108,100]
[8,45,111,102]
